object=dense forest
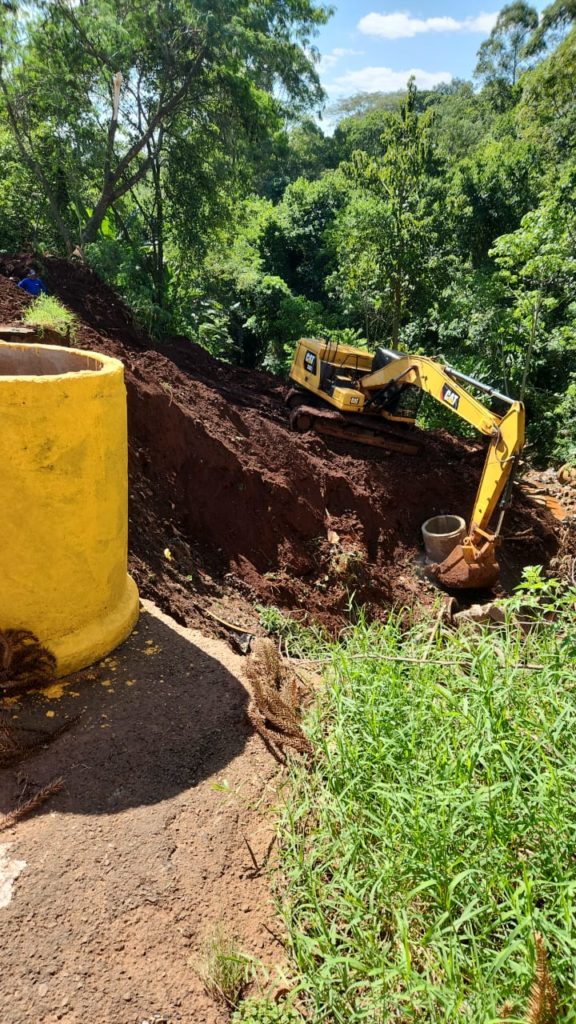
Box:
[1,0,575,462]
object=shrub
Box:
[23,294,78,339]
[553,375,576,465]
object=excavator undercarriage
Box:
[286,388,421,455]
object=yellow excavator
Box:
[287,338,525,590]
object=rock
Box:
[454,601,506,626]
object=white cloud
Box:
[318,47,364,74]
[469,13,501,32]
[358,10,499,40]
[328,65,453,95]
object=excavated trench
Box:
[0,258,559,634]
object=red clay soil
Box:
[0,273,33,321]
[0,255,559,635]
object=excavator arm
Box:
[287,338,525,588]
[360,351,525,537]
[359,350,525,586]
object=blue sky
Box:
[314,1,548,105]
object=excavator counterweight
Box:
[287,338,525,590]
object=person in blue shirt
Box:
[17,268,47,297]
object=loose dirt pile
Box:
[523,466,576,520]
[0,255,559,635]
[0,273,33,320]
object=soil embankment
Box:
[0,255,558,634]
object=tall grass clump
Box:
[279,572,576,1022]
[196,927,255,1008]
[23,293,78,338]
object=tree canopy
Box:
[0,0,329,251]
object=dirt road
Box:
[0,602,284,1024]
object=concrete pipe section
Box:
[0,342,139,676]
[421,514,466,564]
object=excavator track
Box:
[287,397,420,455]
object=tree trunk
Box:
[392,276,401,346]
[81,191,115,246]
[150,148,165,308]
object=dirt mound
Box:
[0,256,559,634]
[0,273,32,322]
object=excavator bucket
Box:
[429,541,500,590]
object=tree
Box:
[525,0,576,54]
[335,80,441,345]
[449,136,541,267]
[426,81,493,161]
[330,88,431,121]
[474,2,539,108]
[490,170,576,452]
[0,123,58,250]
[518,20,576,157]
[0,0,329,252]
[333,109,397,161]
[260,171,348,302]
[253,119,335,201]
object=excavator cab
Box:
[361,348,423,421]
[287,339,422,454]
[289,339,421,425]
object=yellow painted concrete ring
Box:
[0,342,139,676]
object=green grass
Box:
[23,293,78,338]
[231,997,303,1022]
[278,574,576,1022]
[256,603,329,659]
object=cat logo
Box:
[441,384,460,410]
[349,396,360,405]
[304,351,317,374]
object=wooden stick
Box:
[287,654,546,671]
[204,608,255,635]
[423,602,447,660]
[242,834,260,873]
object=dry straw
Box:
[245,639,313,759]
